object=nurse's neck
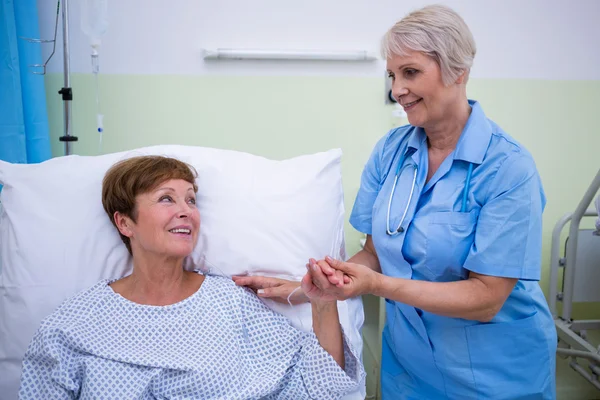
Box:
[425,101,472,153]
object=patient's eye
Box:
[159,195,173,203]
[187,197,196,205]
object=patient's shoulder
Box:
[202,275,262,305]
[39,280,112,329]
[203,274,248,295]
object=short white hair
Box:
[381,4,476,85]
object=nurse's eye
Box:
[387,71,395,80]
[404,68,419,78]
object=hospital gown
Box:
[19,275,363,399]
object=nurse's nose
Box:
[392,81,409,103]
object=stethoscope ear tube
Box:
[386,163,418,236]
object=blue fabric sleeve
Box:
[349,136,388,235]
[463,153,546,280]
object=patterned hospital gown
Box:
[19,275,364,399]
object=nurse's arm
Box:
[346,235,381,273]
[373,271,517,322]
[316,235,381,284]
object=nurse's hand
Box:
[301,261,344,303]
[232,276,309,305]
[310,256,378,300]
[308,261,351,288]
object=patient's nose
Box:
[175,201,189,218]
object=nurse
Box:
[312,4,557,399]
[236,4,557,399]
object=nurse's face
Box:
[118,179,200,259]
[387,50,464,130]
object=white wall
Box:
[37,0,600,79]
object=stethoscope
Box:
[386,149,474,236]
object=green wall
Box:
[44,74,600,317]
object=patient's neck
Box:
[111,252,203,306]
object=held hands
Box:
[233,256,377,303]
[305,257,377,301]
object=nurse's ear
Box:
[455,69,469,85]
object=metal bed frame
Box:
[549,168,600,390]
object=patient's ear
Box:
[114,212,134,238]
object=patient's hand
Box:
[301,261,342,304]
[305,257,378,301]
[232,276,309,305]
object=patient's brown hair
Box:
[102,156,198,254]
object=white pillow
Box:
[0,145,364,400]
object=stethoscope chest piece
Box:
[385,149,473,237]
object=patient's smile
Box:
[169,228,191,235]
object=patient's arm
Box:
[235,269,346,368]
[301,263,347,369]
[232,275,309,304]
[235,280,363,399]
[310,300,345,369]
[19,327,79,399]
[232,267,350,304]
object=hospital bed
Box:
[549,168,600,391]
[0,147,366,399]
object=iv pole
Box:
[58,0,77,155]
[22,0,77,155]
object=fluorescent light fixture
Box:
[202,48,378,61]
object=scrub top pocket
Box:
[420,210,479,281]
[465,312,553,399]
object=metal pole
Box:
[562,168,600,320]
[549,210,597,317]
[549,212,572,316]
[61,0,72,155]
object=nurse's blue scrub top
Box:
[350,101,557,399]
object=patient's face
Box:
[129,179,200,259]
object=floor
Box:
[557,357,600,399]
[556,330,600,400]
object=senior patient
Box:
[18,156,364,400]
